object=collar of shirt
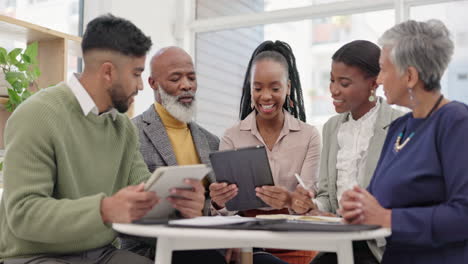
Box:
[67,73,117,121]
[239,110,301,139]
[346,98,381,125]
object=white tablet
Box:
[140,164,211,220]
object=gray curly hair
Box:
[378,19,454,91]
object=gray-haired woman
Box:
[340,19,468,264]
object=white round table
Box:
[113,223,390,264]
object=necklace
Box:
[394,95,444,152]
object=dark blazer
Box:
[132,105,220,214]
[369,101,468,264]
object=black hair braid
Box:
[239,40,306,122]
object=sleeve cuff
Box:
[209,200,237,216]
[313,198,325,212]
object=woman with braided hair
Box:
[238,40,307,122]
[210,40,321,264]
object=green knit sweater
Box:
[0,83,151,260]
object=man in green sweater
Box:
[0,14,160,264]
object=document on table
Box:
[169,216,258,226]
[168,215,380,232]
[256,214,342,223]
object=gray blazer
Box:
[315,98,403,213]
[132,105,220,214]
[314,98,403,262]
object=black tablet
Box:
[209,145,274,211]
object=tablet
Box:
[209,145,274,211]
[140,164,211,220]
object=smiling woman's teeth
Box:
[262,104,274,109]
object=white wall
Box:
[83,0,178,116]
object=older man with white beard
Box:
[121,47,224,264]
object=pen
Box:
[294,173,307,189]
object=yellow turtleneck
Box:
[155,102,201,166]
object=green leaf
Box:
[5,100,14,112]
[12,80,25,92]
[0,43,40,111]
[22,89,32,99]
[5,71,22,86]
[21,54,31,64]
[16,62,28,72]
[24,42,38,64]
[8,87,21,104]
[33,67,41,78]
[8,48,23,65]
[0,47,7,65]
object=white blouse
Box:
[335,101,380,205]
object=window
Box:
[188,0,467,136]
[195,10,394,134]
[0,0,80,35]
[410,1,468,104]
[196,0,352,19]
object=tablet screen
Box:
[209,145,274,211]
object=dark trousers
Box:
[3,245,152,264]
[310,241,378,264]
[120,237,226,264]
[172,250,226,264]
[120,237,288,264]
[252,248,289,264]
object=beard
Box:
[109,82,135,113]
[158,86,196,123]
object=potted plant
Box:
[0,42,40,112]
[0,42,40,151]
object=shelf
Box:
[0,14,82,89]
[0,15,82,149]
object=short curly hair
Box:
[82,14,152,57]
[378,19,454,91]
